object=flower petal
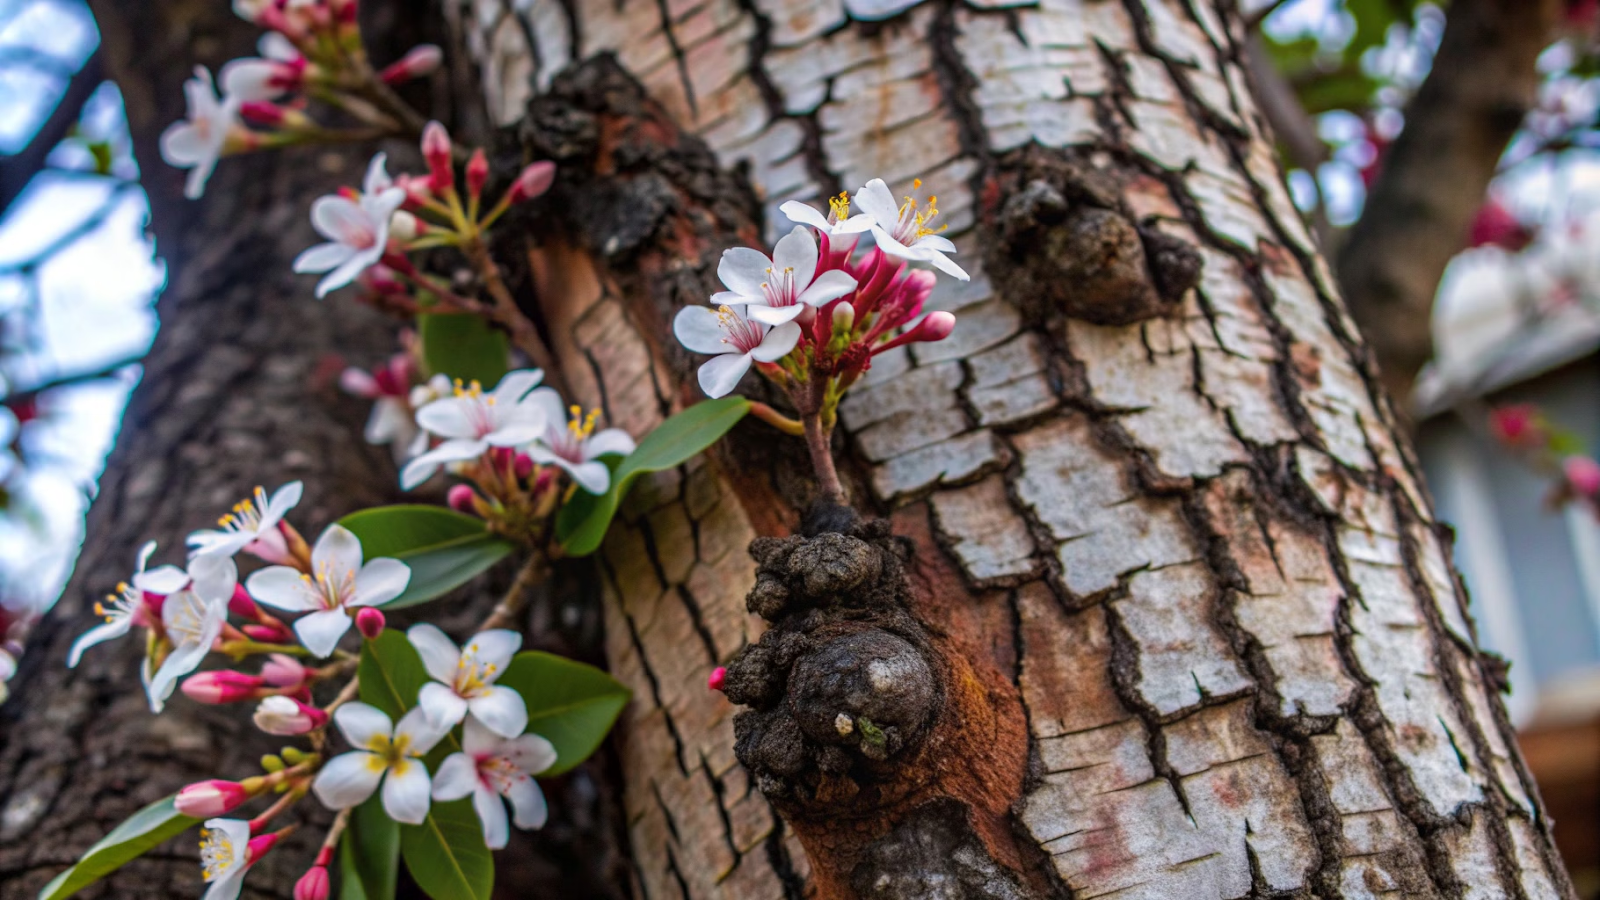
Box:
[135,564,192,595]
[295,608,353,657]
[915,233,958,253]
[461,713,501,756]
[315,247,381,298]
[796,269,859,308]
[779,200,831,231]
[467,686,528,739]
[311,524,365,580]
[396,705,449,755]
[313,751,385,810]
[525,387,567,438]
[400,439,488,489]
[292,241,355,274]
[473,784,511,849]
[771,226,819,288]
[335,701,394,749]
[697,352,752,399]
[188,553,238,603]
[744,303,805,326]
[584,428,636,460]
[464,629,521,675]
[245,566,318,612]
[264,482,303,524]
[147,640,210,712]
[363,152,393,195]
[504,733,558,776]
[853,178,899,224]
[416,396,481,439]
[717,247,774,298]
[419,681,470,730]
[352,558,411,607]
[68,618,134,667]
[407,623,462,683]
[506,774,549,830]
[752,322,801,362]
[674,305,732,356]
[928,250,970,281]
[431,752,479,801]
[492,369,544,404]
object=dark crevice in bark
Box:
[730,0,845,199]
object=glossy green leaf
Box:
[417,312,508,388]
[496,651,631,776]
[338,795,399,900]
[338,506,515,609]
[400,799,493,900]
[37,796,199,900]
[357,633,489,900]
[555,397,749,557]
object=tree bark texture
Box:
[456,0,1577,897]
[1335,0,1558,405]
[0,4,640,898]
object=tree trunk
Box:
[464,0,1577,897]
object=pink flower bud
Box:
[183,671,268,704]
[246,832,282,862]
[260,653,307,688]
[243,623,295,643]
[239,101,286,127]
[708,666,727,692]
[176,780,252,817]
[1489,404,1542,448]
[295,866,332,900]
[421,121,454,191]
[873,311,956,355]
[254,696,328,735]
[355,607,387,640]
[1567,456,1600,496]
[230,584,261,619]
[466,148,489,200]
[379,44,443,85]
[509,161,556,203]
[448,484,479,513]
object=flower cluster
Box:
[294,123,555,299]
[160,0,441,199]
[674,177,962,500]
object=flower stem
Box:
[477,552,551,633]
[803,412,847,506]
[749,401,805,436]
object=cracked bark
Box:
[473,0,1576,896]
[0,3,632,898]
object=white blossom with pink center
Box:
[158,67,241,200]
[400,370,549,489]
[245,524,411,657]
[293,153,408,298]
[711,226,857,326]
[523,388,636,494]
[431,715,557,849]
[854,177,969,281]
[673,304,800,399]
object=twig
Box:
[476,552,550,633]
[460,237,558,376]
[802,413,846,506]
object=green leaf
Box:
[339,795,399,900]
[555,397,749,557]
[37,796,199,900]
[417,312,508,388]
[496,651,631,776]
[357,633,490,900]
[401,799,493,900]
[338,506,515,609]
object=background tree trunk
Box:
[466,0,1578,896]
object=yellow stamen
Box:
[828,191,851,221]
[199,827,236,881]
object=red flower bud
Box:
[421,121,454,192]
[183,671,268,704]
[379,44,443,85]
[246,832,282,862]
[708,666,727,692]
[1566,455,1600,496]
[295,866,332,900]
[1488,404,1542,448]
[514,453,535,480]
[873,311,955,355]
[242,622,295,643]
[466,148,489,200]
[176,780,253,817]
[447,483,480,513]
[239,101,287,127]
[509,161,556,203]
[260,653,307,688]
[355,607,387,640]
[229,584,261,619]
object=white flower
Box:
[293,154,408,298]
[408,624,527,738]
[523,389,635,494]
[432,715,557,849]
[147,554,239,713]
[68,541,190,667]
[341,356,419,460]
[313,702,447,824]
[399,370,549,489]
[188,482,303,561]
[779,190,876,236]
[219,34,302,102]
[853,178,969,281]
[159,67,241,200]
[198,818,252,900]
[673,304,801,399]
[710,226,858,326]
[245,525,411,657]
